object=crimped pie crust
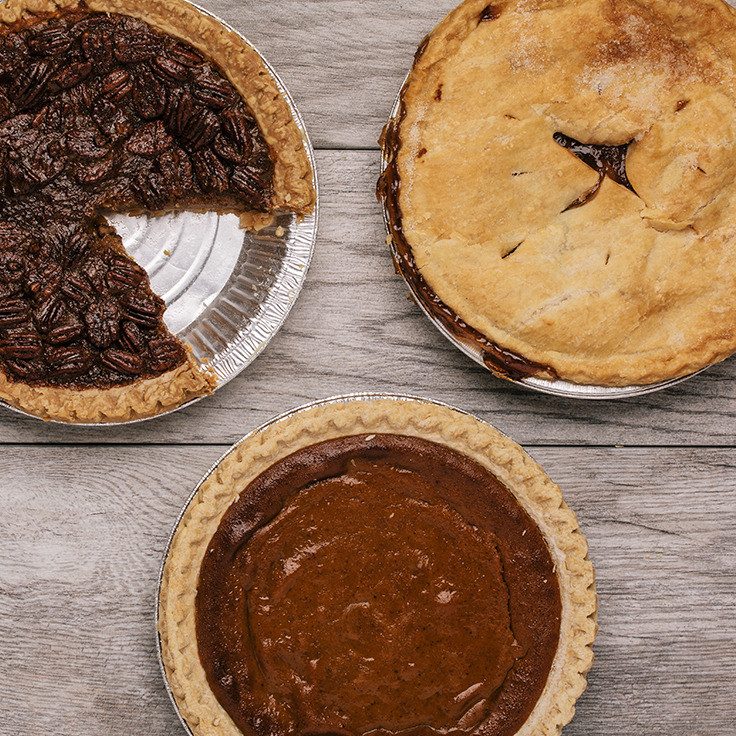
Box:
[387,0,736,386]
[0,0,315,422]
[0,351,215,422]
[158,396,598,736]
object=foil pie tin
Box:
[0,6,318,425]
[155,392,495,736]
[379,82,704,399]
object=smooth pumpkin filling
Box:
[196,433,561,736]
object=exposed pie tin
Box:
[0,6,318,425]
[379,81,704,399]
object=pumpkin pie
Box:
[158,396,598,736]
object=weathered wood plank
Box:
[2,151,736,446]
[202,0,459,149]
[0,446,734,735]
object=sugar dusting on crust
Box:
[393,0,736,386]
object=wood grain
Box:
[2,151,736,445]
[201,0,460,149]
[0,446,734,736]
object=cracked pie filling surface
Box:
[380,0,736,386]
[0,0,314,421]
[158,398,597,736]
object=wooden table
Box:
[1,1,735,734]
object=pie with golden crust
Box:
[0,0,315,422]
[158,397,597,736]
[380,0,736,386]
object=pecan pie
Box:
[0,0,314,421]
[380,0,736,386]
[159,397,598,736]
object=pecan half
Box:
[131,170,171,211]
[231,166,271,210]
[193,69,236,110]
[10,60,53,109]
[0,331,43,359]
[222,109,258,155]
[36,295,65,332]
[99,69,133,102]
[62,230,91,267]
[100,347,142,375]
[4,358,46,380]
[148,335,185,372]
[46,322,84,345]
[213,133,250,165]
[167,42,203,67]
[85,299,120,348]
[52,61,93,89]
[106,258,146,292]
[120,291,163,328]
[28,27,73,56]
[61,274,93,305]
[118,320,147,353]
[0,297,29,327]
[172,93,219,151]
[192,149,229,193]
[47,346,91,377]
[152,54,188,83]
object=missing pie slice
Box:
[0,0,315,422]
[380,0,736,386]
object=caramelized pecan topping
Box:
[0,9,274,389]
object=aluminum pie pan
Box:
[379,80,706,399]
[155,392,509,736]
[0,5,318,425]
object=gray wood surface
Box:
[1,2,735,736]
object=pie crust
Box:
[381,0,736,386]
[0,0,315,422]
[0,350,214,422]
[158,396,598,736]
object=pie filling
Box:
[0,7,273,389]
[552,133,636,210]
[196,434,561,736]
